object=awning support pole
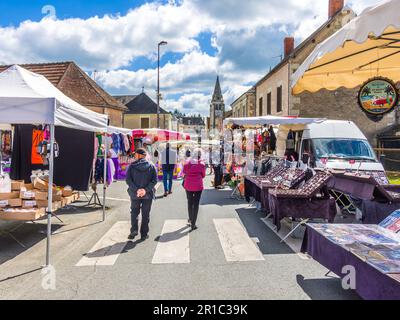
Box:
[46,123,55,267]
[102,135,108,222]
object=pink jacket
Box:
[183,159,206,192]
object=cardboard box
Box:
[62,189,73,197]
[34,191,48,201]
[0,198,22,208]
[11,180,25,191]
[62,193,80,206]
[24,183,34,191]
[20,190,36,200]
[22,200,37,208]
[0,208,46,221]
[33,177,57,192]
[34,190,62,201]
[0,191,20,201]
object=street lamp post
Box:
[157,41,168,128]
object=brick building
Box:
[250,0,399,145]
[0,62,127,127]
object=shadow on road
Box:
[296,274,360,300]
[0,222,62,266]
[0,267,43,283]
[200,188,246,207]
[154,226,190,243]
[236,207,294,255]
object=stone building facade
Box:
[231,88,256,118]
[251,0,398,146]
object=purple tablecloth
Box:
[301,225,400,300]
[361,200,400,224]
[327,175,376,200]
[244,177,275,212]
[244,177,262,203]
[269,195,336,231]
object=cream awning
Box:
[292,0,400,94]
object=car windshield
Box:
[312,139,376,161]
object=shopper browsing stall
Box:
[160,142,177,197]
[183,148,206,231]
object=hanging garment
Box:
[112,134,120,154]
[96,135,103,157]
[123,135,130,153]
[31,129,45,165]
[11,125,95,191]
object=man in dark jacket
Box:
[126,148,157,240]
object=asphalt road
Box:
[0,177,359,300]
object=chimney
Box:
[284,37,295,58]
[329,0,344,18]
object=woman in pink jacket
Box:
[183,148,206,231]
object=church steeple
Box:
[212,76,223,102]
[210,76,225,131]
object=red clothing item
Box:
[183,159,206,192]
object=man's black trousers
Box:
[130,198,153,236]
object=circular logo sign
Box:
[358,77,398,115]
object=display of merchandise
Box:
[310,223,400,274]
[375,185,400,203]
[341,170,390,185]
[30,170,49,183]
[0,177,80,221]
[0,130,12,160]
[270,171,332,198]
[379,210,400,233]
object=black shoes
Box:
[129,232,149,241]
[191,225,198,232]
[128,232,138,240]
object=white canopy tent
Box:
[224,116,327,157]
[291,0,400,94]
[107,126,132,135]
[224,116,326,127]
[0,65,108,266]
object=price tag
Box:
[24,201,37,207]
[0,200,9,207]
[22,191,35,199]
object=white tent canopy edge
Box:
[224,116,326,127]
[291,0,400,93]
[0,65,109,267]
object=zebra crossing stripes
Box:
[151,220,190,264]
[213,218,265,262]
[76,218,266,266]
[76,221,130,266]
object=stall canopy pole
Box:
[102,135,108,222]
[46,123,55,267]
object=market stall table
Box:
[268,171,335,233]
[301,224,400,300]
[362,184,400,224]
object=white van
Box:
[277,120,385,173]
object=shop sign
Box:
[358,77,398,118]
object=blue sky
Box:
[0,0,378,115]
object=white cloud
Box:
[0,0,382,116]
[0,2,204,69]
[164,93,211,115]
